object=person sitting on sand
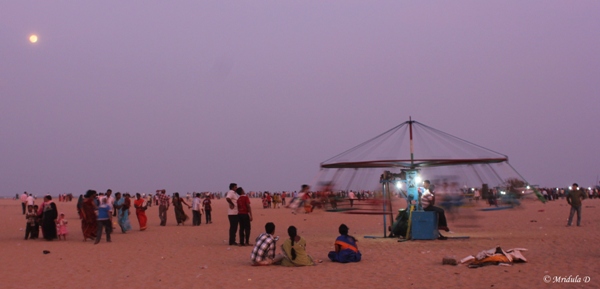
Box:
[250,222,284,266]
[328,224,361,263]
[281,226,315,267]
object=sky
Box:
[1,1,599,196]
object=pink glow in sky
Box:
[1,1,599,196]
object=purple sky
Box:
[2,1,599,196]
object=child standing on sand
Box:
[56,213,69,240]
[25,205,36,240]
[32,205,40,239]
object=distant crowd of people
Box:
[19,188,215,244]
[18,180,593,267]
[19,182,364,266]
[538,187,599,201]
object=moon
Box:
[29,34,38,43]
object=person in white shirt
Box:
[420,180,450,234]
[473,189,481,202]
[26,194,35,206]
[226,183,240,245]
[20,192,28,214]
[191,193,203,226]
[106,189,116,217]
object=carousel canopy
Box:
[318,119,527,191]
[321,119,507,169]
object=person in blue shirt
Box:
[328,224,361,263]
[94,197,113,244]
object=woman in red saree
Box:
[134,193,147,231]
[81,190,98,241]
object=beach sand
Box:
[1,197,598,289]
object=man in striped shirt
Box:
[250,222,284,265]
[156,190,170,226]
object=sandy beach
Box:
[1,196,598,289]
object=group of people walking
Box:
[76,188,215,244]
[261,192,285,208]
[78,190,147,244]
[154,190,213,226]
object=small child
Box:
[31,205,40,239]
[25,205,36,240]
[56,213,69,240]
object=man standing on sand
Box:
[20,192,28,214]
[26,193,35,208]
[106,189,116,217]
[348,191,356,208]
[94,197,113,244]
[566,183,587,227]
[191,193,203,226]
[226,183,239,245]
[202,194,212,224]
[157,190,170,226]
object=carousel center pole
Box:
[382,179,387,237]
[406,117,420,210]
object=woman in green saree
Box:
[281,226,315,267]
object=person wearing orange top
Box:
[133,193,148,231]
